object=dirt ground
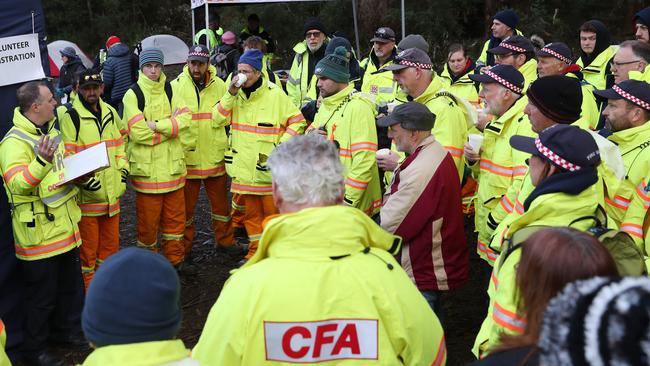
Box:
[57,185,487,366]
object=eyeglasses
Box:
[610,59,643,68]
[305,31,323,39]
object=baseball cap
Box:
[371,27,396,43]
[488,35,534,55]
[537,42,573,64]
[510,124,601,172]
[377,102,435,131]
[469,64,524,94]
[78,69,103,88]
[187,44,210,63]
[384,48,433,71]
[593,80,650,111]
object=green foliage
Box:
[42,0,647,69]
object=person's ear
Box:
[546,162,558,178]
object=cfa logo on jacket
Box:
[264,319,378,362]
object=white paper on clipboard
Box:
[57,142,110,186]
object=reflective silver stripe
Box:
[1,129,39,146]
[378,87,394,93]
[287,75,300,85]
[40,185,74,205]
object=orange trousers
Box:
[78,214,120,289]
[135,189,186,265]
[231,193,246,229]
[241,194,277,259]
[183,176,233,253]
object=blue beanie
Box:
[82,247,182,347]
[139,47,164,70]
[238,49,263,71]
[494,9,519,30]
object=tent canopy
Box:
[139,34,189,65]
[47,40,93,77]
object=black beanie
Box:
[303,18,327,36]
[527,76,582,124]
[635,7,650,27]
[494,9,519,29]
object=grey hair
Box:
[267,134,345,206]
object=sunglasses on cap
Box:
[82,74,101,82]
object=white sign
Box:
[57,142,110,186]
[264,319,378,363]
[0,34,45,87]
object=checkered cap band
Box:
[499,42,527,54]
[535,138,582,171]
[541,47,572,64]
[484,69,522,94]
[397,59,432,70]
[613,85,650,111]
[189,50,210,58]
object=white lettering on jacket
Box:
[264,319,378,363]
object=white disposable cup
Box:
[234,73,247,87]
[468,134,484,152]
[376,148,392,158]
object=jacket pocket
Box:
[129,146,152,177]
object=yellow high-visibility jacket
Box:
[60,98,127,217]
[214,79,306,195]
[518,59,538,90]
[0,108,81,261]
[474,184,600,358]
[605,121,650,232]
[123,71,190,194]
[193,205,446,366]
[621,176,650,271]
[307,84,382,216]
[360,51,398,106]
[172,64,229,179]
[287,40,328,107]
[439,65,480,106]
[471,96,533,265]
[576,45,618,91]
[0,320,9,366]
[81,340,195,366]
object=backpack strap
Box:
[164,80,173,106]
[61,102,81,141]
[130,83,145,112]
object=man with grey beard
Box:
[287,18,329,107]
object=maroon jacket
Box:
[380,135,468,291]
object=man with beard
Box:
[476,9,520,71]
[307,46,382,217]
[60,69,127,289]
[360,27,398,107]
[287,18,329,107]
[634,7,650,43]
[171,45,236,267]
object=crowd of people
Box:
[2,5,650,366]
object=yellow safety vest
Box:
[213,79,306,195]
[576,45,618,91]
[81,340,195,366]
[60,98,127,217]
[307,84,382,216]
[123,71,190,194]
[0,108,81,261]
[172,64,228,179]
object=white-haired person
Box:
[192,134,446,365]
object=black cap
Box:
[303,18,327,36]
[377,102,435,131]
[78,69,103,88]
[635,7,650,27]
[488,35,534,55]
[594,80,650,111]
[371,27,396,43]
[469,64,524,94]
[510,125,600,171]
[494,9,519,29]
[384,48,433,71]
[527,76,582,124]
[537,42,573,64]
[187,44,210,63]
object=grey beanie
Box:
[398,34,429,53]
